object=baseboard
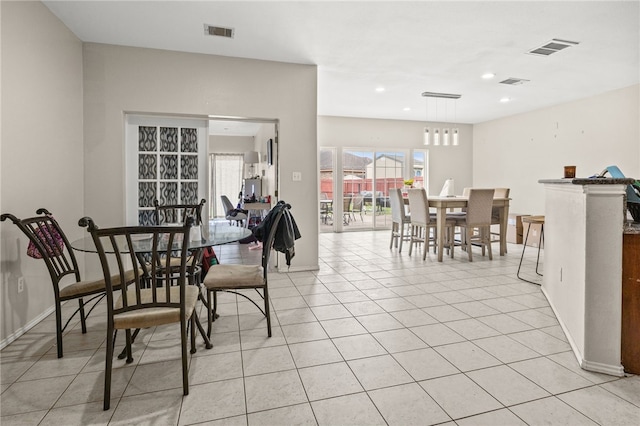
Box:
[580,358,625,377]
[0,306,55,351]
[276,264,320,273]
[541,287,624,377]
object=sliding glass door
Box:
[320,147,428,232]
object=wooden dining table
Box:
[428,196,511,262]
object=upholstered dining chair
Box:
[490,188,510,252]
[389,188,411,252]
[202,205,286,338]
[407,189,455,260]
[343,195,353,225]
[350,194,364,222]
[221,195,246,226]
[1,209,137,358]
[452,188,496,261]
[79,217,201,411]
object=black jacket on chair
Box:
[254,201,301,266]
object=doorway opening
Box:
[208,118,279,223]
[124,113,279,227]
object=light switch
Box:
[292,172,302,181]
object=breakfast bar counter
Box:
[539,177,634,376]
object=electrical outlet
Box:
[17,277,25,293]
[292,172,302,181]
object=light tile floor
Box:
[2,231,640,425]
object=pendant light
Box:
[423,127,431,145]
[422,91,462,147]
[443,128,450,146]
[453,98,460,146]
[442,100,450,146]
[423,96,430,145]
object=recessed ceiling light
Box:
[482,73,495,79]
[500,97,511,103]
[375,87,385,92]
[403,107,411,111]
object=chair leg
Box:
[264,285,272,337]
[408,225,414,256]
[78,298,87,334]
[517,224,543,285]
[449,227,455,258]
[398,223,405,253]
[206,290,213,338]
[466,228,473,262]
[390,223,396,250]
[486,227,493,260]
[190,312,196,354]
[535,226,544,275]
[422,226,428,261]
[124,329,133,364]
[180,318,189,396]
[103,327,115,410]
[55,301,63,358]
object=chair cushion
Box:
[59,269,141,299]
[113,285,199,330]
[203,264,264,290]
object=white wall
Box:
[82,43,318,272]
[473,85,640,215]
[1,1,84,343]
[318,116,474,195]
[208,135,255,154]
[253,125,277,198]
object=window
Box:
[125,115,207,226]
[137,126,199,224]
[211,154,244,217]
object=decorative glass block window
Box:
[137,126,198,224]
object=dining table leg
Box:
[436,206,446,262]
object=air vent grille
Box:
[204,24,234,38]
[527,38,579,56]
[499,78,530,85]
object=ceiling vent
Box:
[499,78,530,86]
[527,38,579,56]
[204,24,234,38]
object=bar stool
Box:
[517,215,545,285]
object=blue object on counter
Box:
[606,165,640,203]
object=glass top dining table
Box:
[71,223,252,253]
[69,223,252,353]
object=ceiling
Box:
[43,1,639,125]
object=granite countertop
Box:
[624,221,640,234]
[539,178,636,185]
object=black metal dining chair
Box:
[201,205,286,338]
[1,209,137,358]
[79,217,201,410]
[153,198,205,226]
